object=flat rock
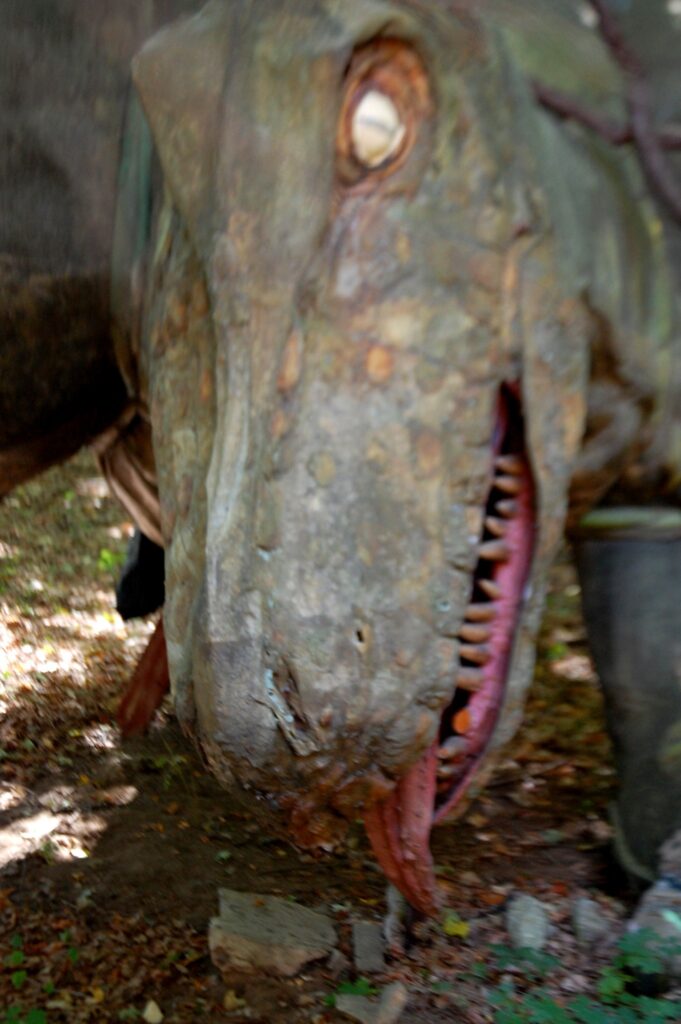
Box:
[352,920,385,974]
[376,982,409,1023]
[572,897,609,947]
[336,982,409,1024]
[336,994,375,1023]
[209,889,337,977]
[506,893,550,951]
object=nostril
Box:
[353,624,371,652]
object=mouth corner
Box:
[364,383,536,913]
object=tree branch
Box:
[590,0,681,224]
[533,81,681,152]
[531,2,681,225]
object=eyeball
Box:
[350,90,406,168]
[336,41,431,187]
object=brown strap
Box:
[94,407,163,547]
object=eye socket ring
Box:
[336,40,432,186]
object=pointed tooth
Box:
[479,539,510,562]
[495,454,524,475]
[478,579,501,601]
[437,761,464,780]
[456,667,484,692]
[459,622,491,644]
[465,603,495,623]
[459,643,491,665]
[437,736,468,761]
[496,499,518,519]
[495,474,523,496]
[485,515,507,538]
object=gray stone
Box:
[383,884,408,954]
[209,889,337,978]
[336,994,375,1023]
[506,894,550,951]
[376,983,409,1024]
[571,897,609,947]
[352,920,386,974]
[336,983,409,1024]
[630,879,681,979]
[328,948,351,978]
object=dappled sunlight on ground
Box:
[3,455,676,1022]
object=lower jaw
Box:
[364,385,535,914]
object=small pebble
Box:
[336,982,409,1024]
[506,893,550,950]
[352,920,386,974]
[571,897,609,947]
[377,982,409,1023]
[142,1000,164,1024]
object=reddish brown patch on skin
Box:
[469,251,504,293]
[270,409,290,441]
[395,648,414,668]
[117,617,170,737]
[366,344,395,384]
[199,368,212,403]
[277,329,303,393]
[436,638,458,677]
[414,428,443,476]
[168,296,188,334]
[332,772,395,817]
[413,709,436,745]
[191,280,209,317]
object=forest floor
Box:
[0,453,678,1023]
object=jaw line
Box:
[364,385,535,914]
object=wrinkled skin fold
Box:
[110,0,680,912]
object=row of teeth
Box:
[436,453,524,782]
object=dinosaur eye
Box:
[350,90,406,168]
[337,40,432,186]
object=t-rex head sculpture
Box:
[118,0,677,912]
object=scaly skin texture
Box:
[114,0,679,910]
[2,1,680,914]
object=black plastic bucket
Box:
[574,508,681,880]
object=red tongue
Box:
[363,743,440,915]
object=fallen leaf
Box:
[442,912,470,938]
[479,891,506,907]
[468,813,488,828]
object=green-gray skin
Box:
[2,0,680,911]
[115,0,680,907]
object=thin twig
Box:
[533,81,681,152]
[589,0,681,224]
[530,2,681,225]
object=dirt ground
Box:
[0,453,675,1022]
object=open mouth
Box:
[364,385,535,913]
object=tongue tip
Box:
[364,744,442,916]
[364,803,441,915]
